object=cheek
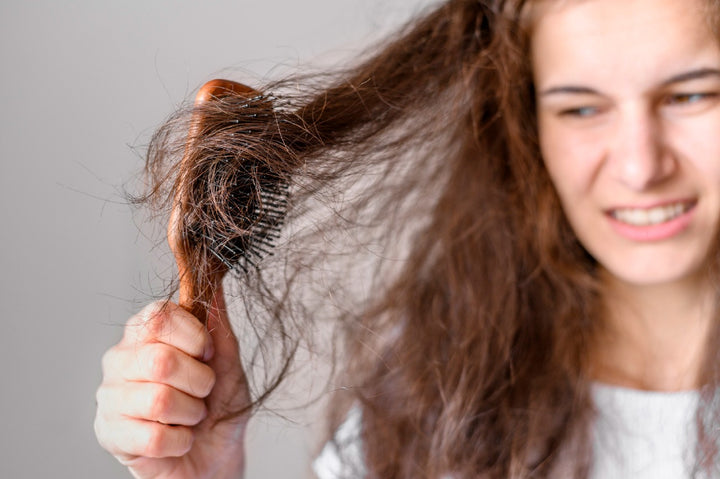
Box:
[677,116,720,179]
[538,120,605,203]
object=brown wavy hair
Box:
[138,0,720,477]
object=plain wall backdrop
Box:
[0,1,435,477]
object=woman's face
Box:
[533,0,720,287]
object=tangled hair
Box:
[139,0,720,477]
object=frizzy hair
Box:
[138,0,720,477]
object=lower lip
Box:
[607,205,695,242]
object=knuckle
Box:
[143,300,172,318]
[95,384,120,420]
[94,386,107,411]
[143,423,193,458]
[143,303,171,336]
[148,384,174,422]
[93,414,106,446]
[100,346,119,377]
[147,345,177,382]
[143,423,168,457]
[127,301,174,341]
[94,415,122,457]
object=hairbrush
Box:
[168,79,289,324]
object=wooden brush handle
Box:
[168,79,261,322]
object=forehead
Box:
[529,0,718,89]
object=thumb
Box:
[204,286,250,419]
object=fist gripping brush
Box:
[168,79,289,324]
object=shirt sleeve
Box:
[312,406,366,479]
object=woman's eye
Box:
[665,92,717,106]
[558,106,601,118]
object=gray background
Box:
[0,1,434,477]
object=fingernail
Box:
[203,340,215,361]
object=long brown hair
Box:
[138,0,720,477]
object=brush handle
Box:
[169,79,261,323]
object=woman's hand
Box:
[94,288,249,479]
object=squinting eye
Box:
[559,106,600,118]
[665,92,716,106]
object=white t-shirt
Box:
[314,384,701,478]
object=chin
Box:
[599,259,708,289]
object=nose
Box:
[608,106,677,190]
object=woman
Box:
[94,0,720,477]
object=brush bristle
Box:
[180,91,290,276]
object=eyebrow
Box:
[538,68,720,97]
[660,67,720,86]
[539,85,600,97]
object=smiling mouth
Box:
[609,201,695,226]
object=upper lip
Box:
[605,198,697,213]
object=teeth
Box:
[612,202,689,226]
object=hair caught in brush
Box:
[168,87,292,323]
[135,0,720,477]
